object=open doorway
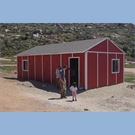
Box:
[69,58,79,87]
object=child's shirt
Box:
[70,86,77,92]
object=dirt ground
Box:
[0,68,135,112]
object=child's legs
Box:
[72,92,75,100]
[74,92,77,100]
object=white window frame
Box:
[112,59,120,73]
[22,60,28,71]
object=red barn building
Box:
[16,38,125,90]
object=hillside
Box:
[0,23,134,58]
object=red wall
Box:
[117,54,123,83]
[98,53,107,87]
[62,54,72,86]
[73,53,85,87]
[89,40,107,52]
[35,55,42,82]
[52,55,60,84]
[17,56,22,78]
[108,40,123,53]
[29,56,34,80]
[108,54,116,85]
[43,55,50,83]
[22,56,28,80]
[88,53,97,89]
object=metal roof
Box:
[16,38,108,56]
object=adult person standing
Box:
[59,65,68,98]
[55,66,61,90]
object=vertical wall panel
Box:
[98,53,107,87]
[29,56,34,80]
[62,54,72,87]
[108,54,116,85]
[52,55,60,84]
[35,55,42,82]
[88,53,97,89]
[17,57,22,79]
[22,56,28,80]
[43,55,50,83]
[117,54,123,83]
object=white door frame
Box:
[68,57,80,88]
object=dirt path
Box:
[124,68,135,74]
[0,69,135,112]
[0,77,72,112]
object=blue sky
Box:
[0,0,135,23]
[0,0,135,135]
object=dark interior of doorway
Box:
[70,58,78,87]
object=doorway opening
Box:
[69,58,79,87]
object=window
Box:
[112,59,119,73]
[23,60,28,71]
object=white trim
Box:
[68,57,80,88]
[72,53,73,57]
[116,54,117,84]
[60,54,62,67]
[50,55,52,84]
[17,38,125,57]
[17,51,84,57]
[22,60,28,71]
[97,53,98,87]
[107,39,108,85]
[78,57,80,88]
[112,59,120,74]
[34,55,36,81]
[68,57,70,87]
[21,57,23,79]
[17,57,18,78]
[84,38,108,52]
[87,51,123,54]
[42,55,44,82]
[109,39,125,54]
[85,52,88,90]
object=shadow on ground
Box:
[3,77,86,97]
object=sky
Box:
[0,0,135,23]
[0,0,135,135]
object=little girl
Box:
[70,82,77,101]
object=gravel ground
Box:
[0,69,135,112]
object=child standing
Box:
[70,82,77,101]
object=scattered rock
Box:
[84,108,89,111]
[111,96,114,98]
[127,85,135,89]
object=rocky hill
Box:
[0,23,134,58]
